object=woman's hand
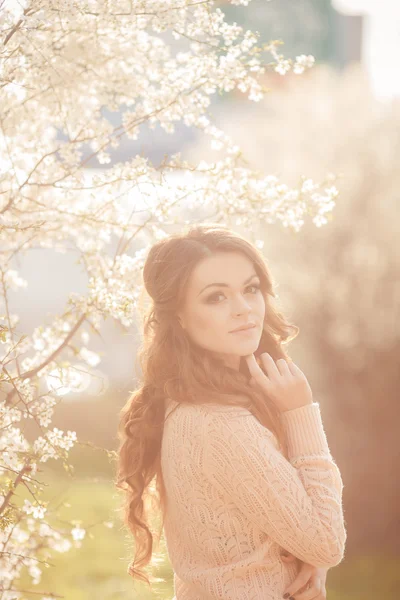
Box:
[280,552,328,599]
[244,353,313,414]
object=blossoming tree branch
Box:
[0,0,338,596]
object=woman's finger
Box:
[288,578,324,599]
[244,353,259,372]
[283,564,313,598]
[287,360,305,378]
[280,551,297,563]
[286,359,297,376]
[293,592,326,600]
[260,352,282,380]
[245,354,272,392]
[276,358,292,377]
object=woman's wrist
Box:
[279,402,331,457]
[279,400,314,414]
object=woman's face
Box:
[177,251,265,370]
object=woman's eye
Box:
[206,284,260,303]
[207,292,225,303]
[247,284,260,294]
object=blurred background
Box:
[15,0,400,598]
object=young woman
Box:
[116,224,347,600]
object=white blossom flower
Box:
[71,525,86,541]
[294,54,315,74]
[22,499,47,519]
[3,270,28,290]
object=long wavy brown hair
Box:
[114,223,299,589]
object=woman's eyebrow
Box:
[197,273,259,296]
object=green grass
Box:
[10,456,400,600]
[326,553,400,600]
[13,455,172,600]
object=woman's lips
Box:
[230,324,257,334]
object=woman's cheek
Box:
[190,309,222,340]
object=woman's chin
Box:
[233,339,260,351]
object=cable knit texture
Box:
[161,399,347,600]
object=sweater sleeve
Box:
[202,402,347,569]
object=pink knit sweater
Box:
[161,399,347,600]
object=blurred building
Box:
[333,0,400,99]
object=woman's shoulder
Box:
[164,396,252,416]
[163,397,280,450]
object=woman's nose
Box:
[232,297,252,314]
